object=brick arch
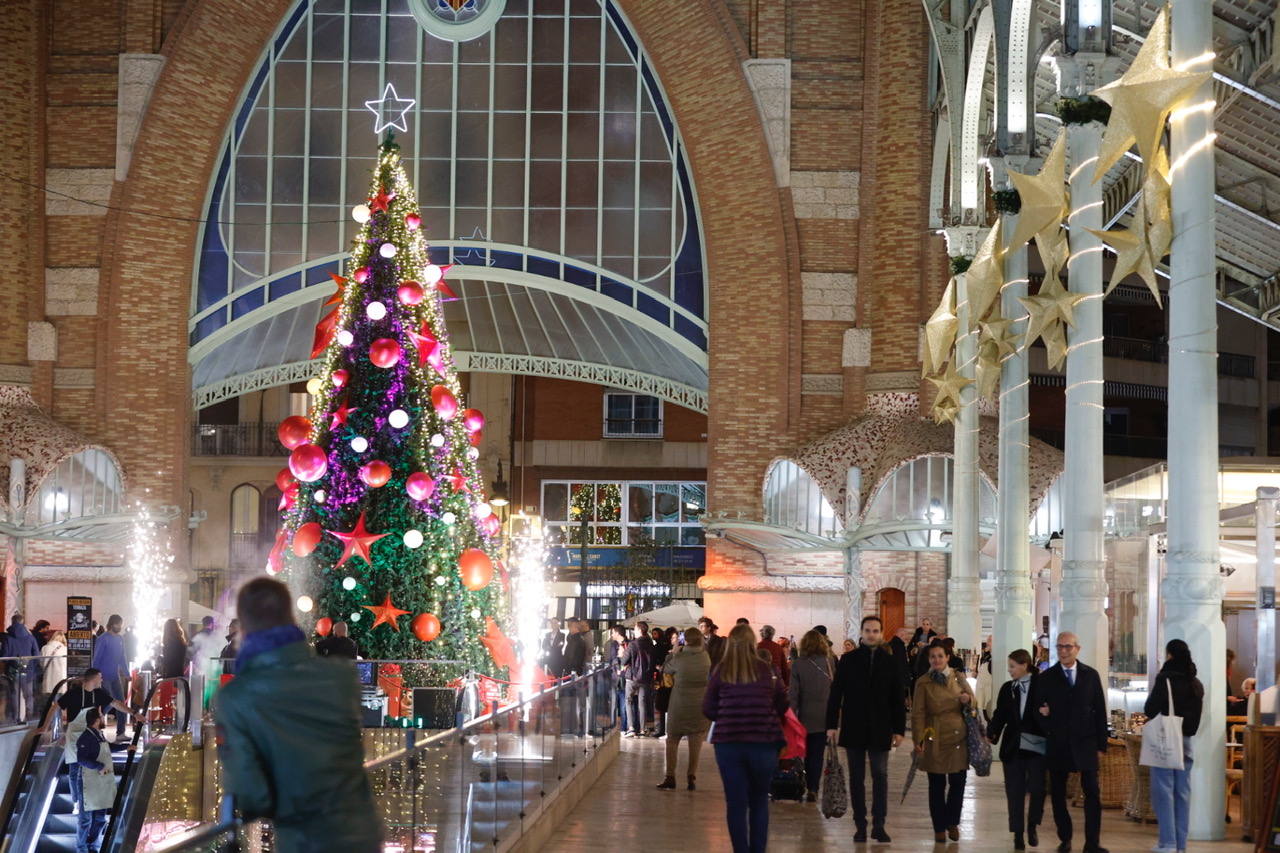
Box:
[97,0,789,532]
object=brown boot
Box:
[656,775,675,790]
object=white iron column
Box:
[994,208,1034,690]
[1257,488,1278,695]
[1058,114,1109,683]
[1166,0,1224,837]
[948,269,982,651]
[844,549,864,642]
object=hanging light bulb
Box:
[350,436,369,453]
[337,330,354,346]
[352,204,371,223]
[342,576,357,591]
[379,242,398,258]
[388,409,409,429]
[314,490,327,503]
[403,529,424,549]
[366,301,387,320]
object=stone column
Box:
[844,549,865,642]
[1165,0,1225,838]
[948,269,982,651]
[1058,114,1110,683]
[993,205,1035,692]
[1257,487,1277,695]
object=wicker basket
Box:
[1066,737,1129,809]
[1121,732,1156,822]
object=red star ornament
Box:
[370,186,393,214]
[330,400,358,431]
[311,308,338,358]
[325,274,347,307]
[363,592,410,631]
[406,323,439,367]
[480,618,517,671]
[446,470,469,493]
[326,511,391,569]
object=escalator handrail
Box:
[0,676,76,841]
[100,676,191,852]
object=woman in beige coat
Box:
[657,627,711,791]
[912,641,974,843]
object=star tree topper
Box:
[365,83,417,135]
[1091,6,1211,181]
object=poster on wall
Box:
[66,596,92,656]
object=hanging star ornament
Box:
[327,511,391,569]
[1088,216,1160,305]
[407,323,439,367]
[922,279,959,376]
[363,593,410,631]
[976,342,1003,400]
[1142,146,1173,264]
[1019,276,1087,351]
[1008,130,1069,252]
[330,399,359,431]
[926,361,973,409]
[931,396,959,425]
[962,221,1005,327]
[325,273,347,307]
[369,185,394,214]
[365,82,417,135]
[1091,5,1212,180]
[979,314,1021,362]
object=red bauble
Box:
[275,468,296,492]
[405,212,422,231]
[315,617,333,637]
[332,369,350,388]
[459,548,494,591]
[266,530,287,575]
[397,280,424,305]
[353,266,370,283]
[277,416,312,449]
[289,443,329,482]
[431,385,458,420]
[278,483,299,512]
[469,429,483,448]
[369,338,402,368]
[412,612,441,643]
[292,521,323,557]
[481,514,501,537]
[360,460,392,488]
[406,472,436,501]
[462,409,485,433]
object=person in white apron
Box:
[57,670,139,844]
[74,708,116,853]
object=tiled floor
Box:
[543,735,1253,852]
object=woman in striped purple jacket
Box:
[702,624,788,853]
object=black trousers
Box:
[845,747,889,829]
[1050,768,1101,846]
[1003,751,1046,833]
[927,770,967,833]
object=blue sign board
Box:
[547,546,705,570]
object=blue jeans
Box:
[1150,737,1194,851]
[76,807,106,853]
[713,742,778,853]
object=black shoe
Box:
[656,776,675,790]
[871,827,891,843]
[1014,833,1025,851]
[687,775,696,791]
[854,826,867,843]
[1082,846,1108,853]
[1057,842,1071,853]
[1027,825,1038,847]
[805,791,817,802]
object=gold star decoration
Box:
[1036,223,1070,285]
[1091,5,1212,181]
[1142,146,1172,264]
[979,313,1021,362]
[1042,323,1069,372]
[976,342,1003,400]
[1008,130,1069,252]
[963,221,1006,327]
[1088,217,1160,306]
[927,360,973,409]
[1019,275,1087,351]
[922,279,959,376]
[931,396,959,425]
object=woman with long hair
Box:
[789,629,833,802]
[912,640,974,843]
[158,618,188,679]
[657,627,711,791]
[1145,638,1204,853]
[702,624,787,853]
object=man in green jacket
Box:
[213,578,383,852]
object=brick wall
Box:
[860,550,950,634]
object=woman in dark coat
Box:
[158,619,188,679]
[1143,638,1204,853]
[987,649,1046,850]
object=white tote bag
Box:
[1139,677,1185,770]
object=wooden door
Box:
[878,588,905,638]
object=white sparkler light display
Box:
[509,512,550,698]
[128,504,175,668]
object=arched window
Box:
[859,455,996,548]
[229,484,261,569]
[762,460,842,538]
[28,449,123,527]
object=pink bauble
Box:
[353,266,370,283]
[406,472,436,502]
[430,385,458,420]
[462,409,485,433]
[482,514,501,537]
[360,460,392,488]
[277,416,312,449]
[289,443,328,483]
[369,338,402,368]
[397,280,424,305]
[405,213,422,231]
[332,369,349,388]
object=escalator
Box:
[0,677,192,853]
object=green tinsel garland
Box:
[992,189,1022,215]
[950,256,973,275]
[1056,95,1111,126]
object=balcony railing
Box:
[1102,336,1256,378]
[602,417,663,438]
[192,423,289,457]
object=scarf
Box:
[235,625,307,670]
[928,668,949,686]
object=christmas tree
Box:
[270,122,508,677]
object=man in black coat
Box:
[988,649,1047,850]
[541,618,566,677]
[825,615,906,843]
[620,621,654,736]
[1037,632,1110,853]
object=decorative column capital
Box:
[942,225,987,259]
[1058,577,1109,603]
[1162,574,1224,606]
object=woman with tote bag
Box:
[1142,639,1204,853]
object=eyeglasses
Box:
[1055,644,1078,650]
